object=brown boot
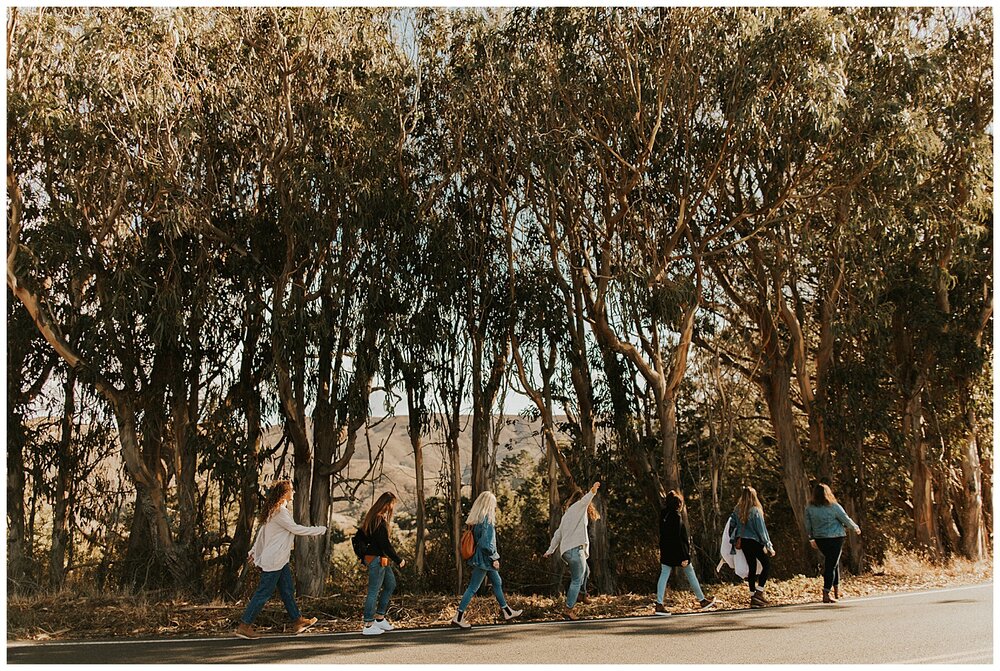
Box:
[823,590,836,604]
[563,607,579,621]
[234,622,261,639]
[833,585,841,600]
[291,616,318,634]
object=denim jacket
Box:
[470,520,501,569]
[729,508,773,552]
[805,503,860,540]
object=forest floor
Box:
[7,550,992,642]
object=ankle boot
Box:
[823,590,836,603]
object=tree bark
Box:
[406,379,428,576]
[50,367,76,589]
[956,381,986,561]
[760,367,811,552]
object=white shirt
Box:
[248,503,326,572]
[546,491,596,558]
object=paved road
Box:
[7,583,992,664]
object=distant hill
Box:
[258,414,570,526]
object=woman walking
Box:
[359,492,405,636]
[654,490,716,615]
[450,492,523,629]
[235,480,326,639]
[806,482,861,603]
[543,481,601,620]
[728,485,775,608]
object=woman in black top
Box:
[654,490,716,615]
[360,492,405,635]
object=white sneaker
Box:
[375,618,394,632]
[362,623,385,636]
[502,607,523,621]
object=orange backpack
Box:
[460,525,475,560]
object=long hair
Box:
[664,489,685,513]
[361,492,398,535]
[258,480,293,524]
[466,491,497,526]
[736,485,764,524]
[565,489,601,521]
[811,482,837,507]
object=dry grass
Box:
[8,547,991,642]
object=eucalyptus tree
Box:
[8,7,233,586]
[521,9,785,513]
[218,7,416,595]
[7,295,56,591]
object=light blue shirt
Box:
[729,508,773,552]
[805,503,860,539]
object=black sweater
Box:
[365,520,402,565]
[658,509,691,566]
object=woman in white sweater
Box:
[235,480,327,639]
[544,481,600,620]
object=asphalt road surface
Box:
[7,583,991,664]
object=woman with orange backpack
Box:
[450,491,522,629]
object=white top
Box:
[546,491,596,558]
[248,502,326,572]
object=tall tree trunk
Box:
[447,408,463,593]
[841,437,866,574]
[50,367,76,589]
[760,368,810,552]
[656,392,681,492]
[546,434,563,594]
[7,408,31,592]
[902,386,940,554]
[957,383,986,560]
[221,298,264,596]
[406,381,428,576]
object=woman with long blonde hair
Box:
[450,491,522,629]
[543,481,601,620]
[235,480,326,639]
[358,492,405,636]
[728,485,775,608]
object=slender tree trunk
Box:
[221,299,264,596]
[546,433,563,594]
[51,367,76,589]
[447,410,463,593]
[7,413,31,592]
[406,381,427,576]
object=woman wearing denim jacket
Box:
[728,486,775,608]
[450,492,523,629]
[654,490,716,615]
[805,482,861,603]
[359,492,405,636]
[544,481,601,620]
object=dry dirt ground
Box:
[8,551,991,642]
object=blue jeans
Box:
[656,563,705,604]
[240,563,301,625]
[363,559,397,622]
[459,566,508,611]
[562,546,588,608]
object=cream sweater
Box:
[546,491,597,558]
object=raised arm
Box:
[273,507,326,536]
